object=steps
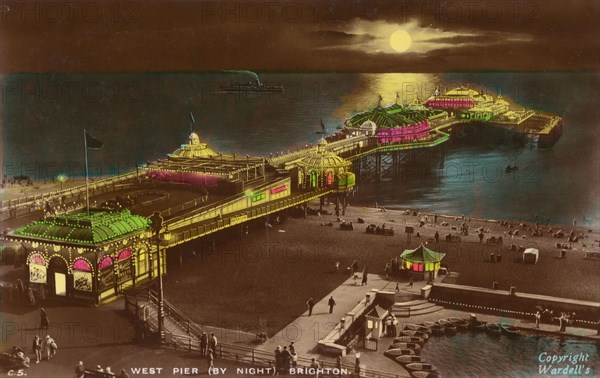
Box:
[391,299,444,317]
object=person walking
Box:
[361,267,368,286]
[44,335,57,360]
[395,283,400,293]
[207,349,214,372]
[434,231,440,244]
[274,346,282,374]
[307,298,315,316]
[281,346,292,373]
[32,335,42,363]
[407,277,414,288]
[40,308,49,330]
[74,361,85,378]
[289,342,295,356]
[209,333,218,355]
[200,332,208,356]
[535,311,541,328]
[328,296,336,314]
[27,286,36,306]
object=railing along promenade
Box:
[124,292,402,378]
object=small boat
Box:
[486,323,502,335]
[448,317,469,330]
[390,342,421,352]
[423,321,445,335]
[505,165,519,173]
[384,348,416,357]
[470,320,487,332]
[406,363,438,372]
[404,323,432,334]
[438,319,457,333]
[500,323,521,336]
[395,355,421,364]
[401,330,429,340]
[412,371,441,378]
[393,336,425,344]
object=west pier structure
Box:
[1,85,563,305]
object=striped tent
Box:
[400,244,446,273]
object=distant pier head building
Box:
[424,85,563,147]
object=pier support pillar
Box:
[303,202,307,218]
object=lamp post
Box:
[149,211,171,345]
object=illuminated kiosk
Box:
[7,209,154,305]
[344,98,446,143]
[146,132,267,192]
[400,244,446,282]
[364,305,388,350]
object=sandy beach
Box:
[162,201,600,335]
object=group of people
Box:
[349,260,368,286]
[274,343,298,374]
[75,361,129,378]
[0,279,44,306]
[384,314,399,336]
[199,332,218,370]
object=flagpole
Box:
[84,130,90,215]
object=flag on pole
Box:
[85,132,104,149]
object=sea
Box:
[2,71,598,227]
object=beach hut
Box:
[400,244,446,281]
[523,248,539,264]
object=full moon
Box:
[390,30,412,52]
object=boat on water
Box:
[500,323,521,336]
[395,355,421,364]
[423,321,445,335]
[412,371,441,378]
[438,319,458,333]
[394,336,425,344]
[220,81,284,93]
[384,348,416,357]
[486,323,502,335]
[401,330,429,340]
[505,164,519,172]
[390,342,421,352]
[404,323,432,334]
[406,363,438,373]
[448,317,469,330]
[470,320,487,332]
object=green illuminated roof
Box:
[400,244,446,263]
[346,105,429,129]
[12,210,150,246]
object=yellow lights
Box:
[53,245,61,252]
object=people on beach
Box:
[328,296,336,314]
[434,231,440,244]
[307,298,315,316]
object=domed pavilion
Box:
[169,132,218,159]
[294,138,353,190]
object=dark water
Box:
[419,332,599,377]
[2,72,598,227]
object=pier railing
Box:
[125,293,401,378]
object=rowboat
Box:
[404,323,432,334]
[405,363,438,372]
[448,317,469,330]
[384,348,416,357]
[500,323,520,336]
[393,336,425,344]
[485,322,502,335]
[395,355,421,364]
[412,371,441,378]
[401,330,429,340]
[470,320,487,332]
[423,321,445,335]
[390,342,421,352]
[437,319,457,333]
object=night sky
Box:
[1,0,598,73]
